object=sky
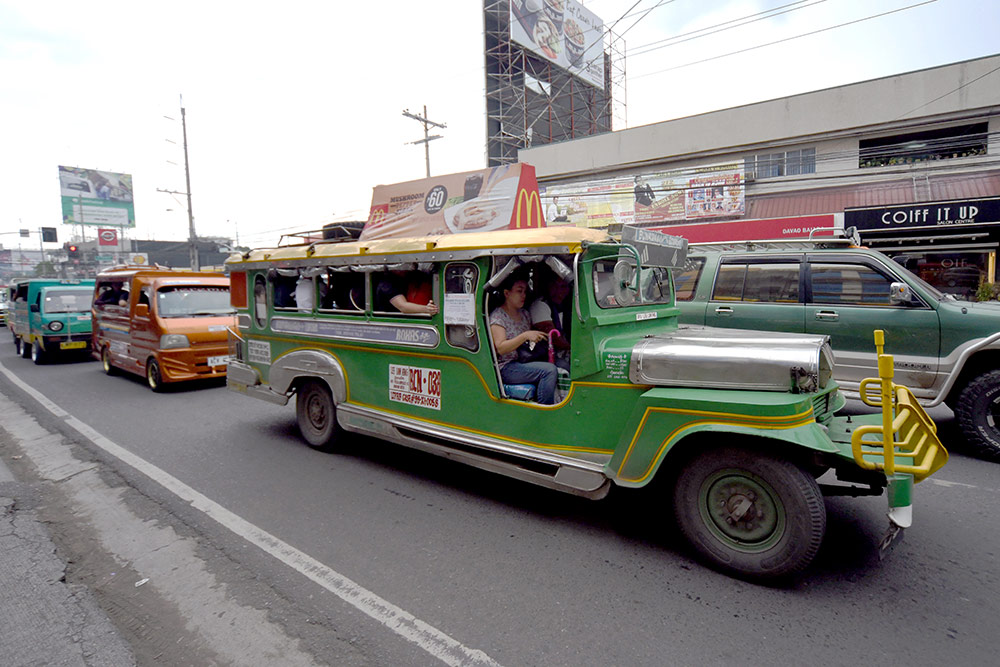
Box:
[1,0,997,253]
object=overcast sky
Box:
[1,0,997,252]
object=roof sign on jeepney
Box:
[360,164,546,241]
[621,225,688,268]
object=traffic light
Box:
[67,244,80,259]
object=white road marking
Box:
[0,361,500,667]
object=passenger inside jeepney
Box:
[489,270,557,404]
[374,270,438,315]
[528,267,571,373]
[94,284,125,308]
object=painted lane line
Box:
[0,361,500,667]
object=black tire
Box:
[296,380,341,450]
[954,370,1000,461]
[20,338,31,359]
[673,446,826,580]
[14,336,22,355]
[31,341,45,365]
[102,347,118,376]
[146,359,165,393]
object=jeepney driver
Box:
[489,272,558,405]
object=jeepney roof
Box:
[94,267,226,281]
[227,227,613,267]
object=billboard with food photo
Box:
[541,163,745,229]
[510,0,605,89]
[360,164,545,241]
[58,165,135,228]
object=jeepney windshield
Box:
[42,289,92,313]
[591,257,673,309]
[156,286,234,317]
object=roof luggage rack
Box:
[689,226,862,253]
[278,222,365,247]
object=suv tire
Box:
[954,370,1000,461]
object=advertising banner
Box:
[647,214,837,244]
[541,163,745,229]
[361,164,545,241]
[510,0,605,89]
[58,166,135,228]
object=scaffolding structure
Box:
[484,0,626,166]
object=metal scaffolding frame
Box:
[484,0,626,166]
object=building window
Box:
[744,148,815,179]
[859,122,987,168]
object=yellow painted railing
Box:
[850,330,949,483]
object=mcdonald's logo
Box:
[514,189,543,229]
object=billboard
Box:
[361,164,545,241]
[510,0,605,89]
[540,163,746,229]
[58,166,135,228]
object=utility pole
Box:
[159,95,199,270]
[403,106,446,177]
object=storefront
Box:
[845,197,1000,299]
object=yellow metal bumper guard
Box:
[851,330,948,536]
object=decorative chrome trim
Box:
[270,316,440,348]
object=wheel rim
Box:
[102,349,111,372]
[699,468,785,553]
[305,390,329,432]
[147,362,160,389]
[987,395,999,430]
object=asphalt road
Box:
[0,339,997,666]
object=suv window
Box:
[674,257,705,302]
[712,261,800,303]
[809,262,893,306]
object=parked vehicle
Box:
[92,267,234,391]
[224,226,946,579]
[673,233,1000,460]
[9,278,95,363]
[0,285,8,326]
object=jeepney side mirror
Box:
[30,304,39,312]
[889,282,912,305]
[134,303,149,318]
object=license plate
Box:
[207,355,229,367]
[60,341,87,350]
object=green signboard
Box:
[58,166,135,228]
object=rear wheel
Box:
[101,347,118,376]
[20,338,31,359]
[673,446,826,580]
[14,336,22,355]
[31,341,45,365]
[146,359,164,392]
[296,380,341,450]
[954,370,1000,460]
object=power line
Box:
[631,0,938,80]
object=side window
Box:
[810,262,893,306]
[444,263,478,352]
[269,270,298,310]
[319,269,365,313]
[712,264,747,301]
[743,263,800,303]
[372,268,436,316]
[253,275,267,328]
[674,257,705,302]
[138,286,152,308]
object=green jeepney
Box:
[224,226,947,579]
[11,278,96,364]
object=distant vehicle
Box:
[674,234,1000,460]
[0,286,8,326]
[9,279,95,364]
[92,267,235,391]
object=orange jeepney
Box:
[92,267,235,391]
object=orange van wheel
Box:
[101,347,118,376]
[146,359,165,393]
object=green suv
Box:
[674,237,1000,459]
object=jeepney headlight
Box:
[47,321,64,332]
[159,334,190,349]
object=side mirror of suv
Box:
[890,281,912,305]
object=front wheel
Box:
[31,341,45,365]
[673,446,826,580]
[146,359,165,392]
[954,370,1000,460]
[296,380,341,450]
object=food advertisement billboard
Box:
[510,0,605,89]
[541,163,745,229]
[360,164,545,241]
[58,166,135,228]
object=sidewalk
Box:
[0,454,135,666]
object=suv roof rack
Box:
[688,226,861,253]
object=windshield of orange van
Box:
[43,289,93,313]
[156,286,234,317]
